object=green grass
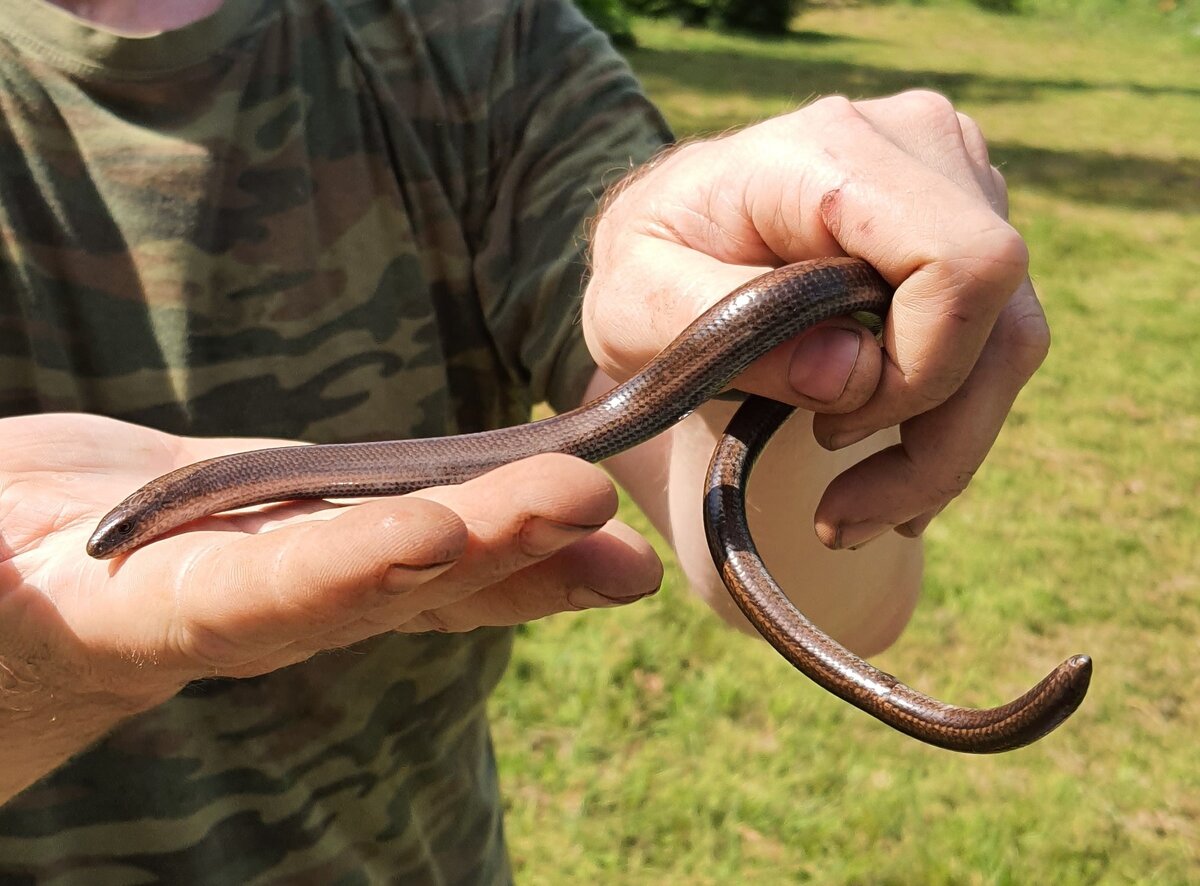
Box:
[492,6,1200,883]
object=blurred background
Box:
[492,1,1199,882]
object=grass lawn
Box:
[492,5,1200,883]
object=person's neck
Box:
[44,0,226,35]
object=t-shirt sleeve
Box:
[474,0,672,414]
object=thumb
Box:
[585,246,882,411]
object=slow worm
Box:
[88,257,1091,753]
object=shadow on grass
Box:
[630,44,1199,213]
[746,28,874,46]
[989,142,1200,213]
[629,45,1200,107]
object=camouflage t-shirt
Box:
[0,0,668,881]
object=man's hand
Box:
[0,413,661,797]
[586,90,1048,551]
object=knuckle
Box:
[404,609,455,634]
[998,305,1052,377]
[961,222,1030,294]
[808,93,857,121]
[899,89,958,121]
[956,112,992,166]
[172,620,250,671]
[935,466,977,501]
[906,363,966,411]
[956,111,984,142]
[905,446,976,504]
[891,342,974,414]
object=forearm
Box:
[594,371,923,657]
[0,665,164,805]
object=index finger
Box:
[815,195,1026,448]
[734,100,1029,435]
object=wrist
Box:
[0,640,183,804]
[0,674,174,805]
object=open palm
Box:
[0,413,660,706]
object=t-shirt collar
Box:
[0,0,269,78]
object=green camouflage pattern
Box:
[0,0,669,881]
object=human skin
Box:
[589,91,1044,634]
[42,0,225,34]
[0,1,1046,803]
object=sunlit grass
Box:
[493,6,1199,882]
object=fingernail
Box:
[383,559,457,594]
[824,427,873,451]
[567,585,659,610]
[789,328,861,404]
[520,517,604,557]
[832,520,890,551]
